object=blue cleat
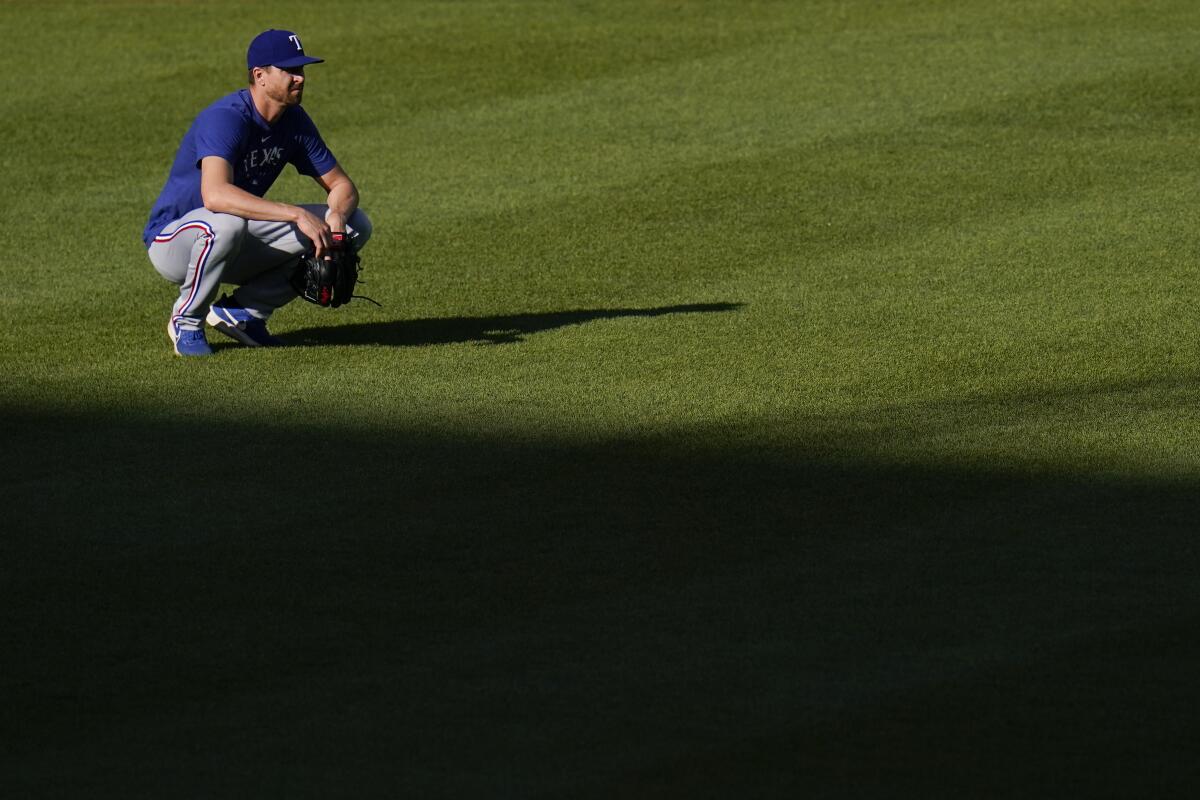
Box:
[206,295,285,347]
[167,319,213,357]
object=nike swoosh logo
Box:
[261,136,271,143]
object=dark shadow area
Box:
[3,407,1198,797]
[284,302,742,347]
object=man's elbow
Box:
[201,187,227,214]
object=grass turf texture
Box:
[3,0,1200,794]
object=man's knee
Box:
[193,213,250,270]
[349,208,373,249]
[207,212,249,246]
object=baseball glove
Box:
[290,231,361,308]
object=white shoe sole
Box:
[206,308,264,347]
[167,319,182,355]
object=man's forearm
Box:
[325,179,359,229]
[203,181,305,224]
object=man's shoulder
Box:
[184,90,259,159]
[190,90,261,137]
[188,90,260,152]
[192,90,256,130]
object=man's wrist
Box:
[325,209,348,232]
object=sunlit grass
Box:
[3,1,1200,794]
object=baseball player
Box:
[143,28,372,356]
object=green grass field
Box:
[4,0,1200,795]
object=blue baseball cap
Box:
[247,29,324,69]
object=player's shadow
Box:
[286,301,742,347]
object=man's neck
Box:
[248,85,285,125]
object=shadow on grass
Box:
[3,406,1198,796]
[284,302,743,346]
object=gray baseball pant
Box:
[147,205,373,330]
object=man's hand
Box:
[293,207,333,259]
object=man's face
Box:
[260,65,305,106]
